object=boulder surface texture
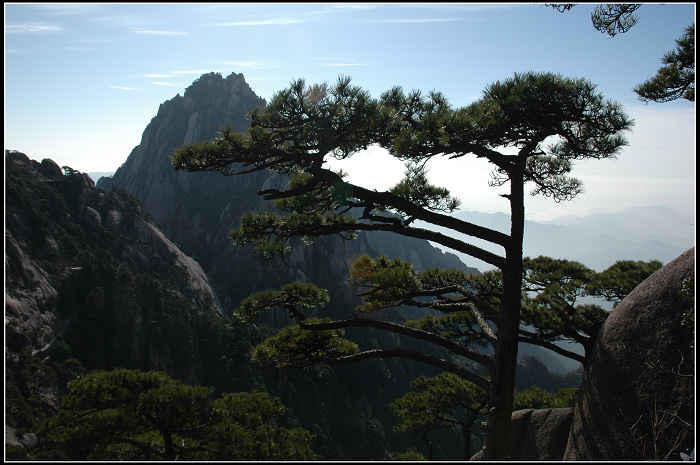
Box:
[564,247,695,461]
[471,407,574,460]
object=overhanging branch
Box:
[299,315,495,371]
[518,329,586,365]
[323,346,490,392]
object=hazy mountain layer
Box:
[425,207,694,272]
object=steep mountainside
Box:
[5,150,234,400]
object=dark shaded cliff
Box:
[5,151,247,410]
[6,151,400,460]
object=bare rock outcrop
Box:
[508,407,574,460]
[471,407,574,461]
[5,426,38,451]
[5,232,58,352]
[564,247,695,461]
[5,151,224,377]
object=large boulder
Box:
[564,247,695,461]
[471,408,574,460]
[508,408,574,460]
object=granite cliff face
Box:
[99,72,266,239]
[6,150,299,458]
[98,71,475,320]
[5,150,225,383]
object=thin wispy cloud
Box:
[33,4,100,16]
[108,85,144,91]
[62,46,97,52]
[132,28,186,36]
[396,3,516,13]
[142,70,225,81]
[172,70,222,75]
[318,63,370,67]
[216,18,303,26]
[330,4,377,10]
[368,18,467,24]
[6,23,64,33]
[88,14,141,28]
[75,38,119,44]
[218,61,282,70]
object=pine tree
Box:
[171,71,632,460]
[390,372,488,460]
[44,368,316,460]
[634,24,695,103]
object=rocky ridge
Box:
[6,150,226,384]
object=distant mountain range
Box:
[425,205,694,373]
[422,206,694,272]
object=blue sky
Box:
[4,3,696,220]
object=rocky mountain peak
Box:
[98,72,267,235]
[97,72,475,318]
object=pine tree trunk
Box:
[163,432,176,461]
[483,311,519,460]
[462,423,472,460]
[482,172,525,461]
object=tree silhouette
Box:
[634,24,695,103]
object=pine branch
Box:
[299,315,494,370]
[517,328,586,365]
[323,345,490,392]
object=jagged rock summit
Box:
[98,71,476,318]
[98,71,266,241]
